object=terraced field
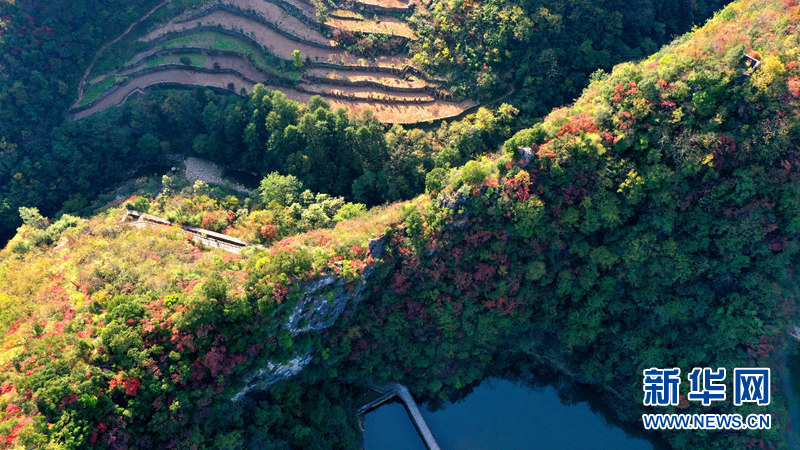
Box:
[70,0,473,124]
[326,13,417,39]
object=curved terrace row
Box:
[71,0,473,123]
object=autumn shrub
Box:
[124,196,150,213]
[460,160,487,184]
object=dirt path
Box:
[75,0,172,104]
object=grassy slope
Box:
[0,202,402,446]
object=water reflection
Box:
[364,378,653,450]
[364,402,425,450]
[786,349,800,447]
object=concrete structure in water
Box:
[358,383,441,450]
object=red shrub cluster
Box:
[3,418,30,445]
[612,81,639,105]
[260,224,277,242]
[787,77,800,98]
[108,372,141,396]
[555,114,598,138]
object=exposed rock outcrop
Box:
[232,235,388,400]
[231,355,311,401]
[287,235,387,334]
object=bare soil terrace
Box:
[349,0,413,12]
[140,9,407,67]
[327,98,473,124]
[71,0,474,124]
[280,0,318,20]
[326,15,417,39]
[305,67,428,88]
[74,67,471,123]
[145,0,333,46]
[297,82,431,100]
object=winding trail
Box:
[76,0,172,103]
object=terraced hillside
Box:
[69,0,474,123]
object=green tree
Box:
[258,172,303,206]
[18,206,48,230]
[293,50,303,69]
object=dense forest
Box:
[0,0,164,240]
[413,0,729,112]
[1,0,800,448]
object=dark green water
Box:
[363,378,653,450]
[786,349,800,447]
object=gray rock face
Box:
[286,274,352,334]
[439,190,467,210]
[368,235,388,260]
[519,146,535,167]
[286,235,387,334]
[231,235,388,401]
[230,355,311,402]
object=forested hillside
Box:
[0,0,727,244]
[332,1,800,447]
[413,0,729,113]
[0,0,165,240]
[0,178,400,447]
[1,0,799,447]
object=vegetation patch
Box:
[146,53,208,68]
[78,76,120,106]
[2,0,800,448]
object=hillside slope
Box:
[327,0,800,447]
[0,0,727,244]
[1,0,800,447]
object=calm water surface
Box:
[786,350,800,447]
[364,378,653,450]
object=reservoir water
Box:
[363,378,654,450]
[786,349,800,447]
